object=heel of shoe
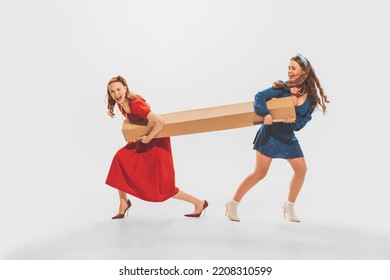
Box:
[184,200,208,218]
[225,200,240,222]
[112,199,132,220]
[125,199,131,217]
[282,202,300,223]
[203,200,208,217]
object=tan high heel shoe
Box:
[112,199,132,219]
[282,201,300,222]
[225,200,240,222]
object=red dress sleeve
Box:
[129,98,151,119]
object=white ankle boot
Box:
[225,199,240,222]
[282,201,300,222]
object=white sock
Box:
[231,199,239,205]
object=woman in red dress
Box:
[105,76,208,219]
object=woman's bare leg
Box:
[226,152,272,221]
[233,152,273,202]
[172,190,205,214]
[282,157,307,222]
[117,190,129,214]
[287,157,307,202]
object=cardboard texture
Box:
[122,96,295,141]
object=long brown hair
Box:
[273,55,329,114]
[105,75,145,117]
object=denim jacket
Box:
[254,87,314,132]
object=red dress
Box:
[105,98,179,202]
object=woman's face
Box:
[109,81,127,104]
[288,60,305,83]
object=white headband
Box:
[295,53,309,67]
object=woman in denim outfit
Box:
[226,54,329,222]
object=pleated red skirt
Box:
[105,137,179,202]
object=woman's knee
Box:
[252,169,268,181]
[295,164,307,178]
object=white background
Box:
[1,0,389,263]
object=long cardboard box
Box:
[122,96,295,141]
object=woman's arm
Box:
[289,106,314,131]
[254,87,286,116]
[135,112,165,144]
[254,87,286,125]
